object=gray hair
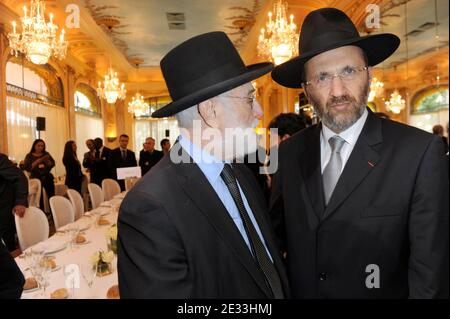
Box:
[175,105,200,129]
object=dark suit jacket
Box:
[0,240,24,298]
[139,149,163,176]
[63,155,83,193]
[0,154,28,250]
[270,110,449,298]
[108,148,137,191]
[0,154,28,208]
[118,150,289,298]
[94,147,111,185]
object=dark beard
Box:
[310,80,370,133]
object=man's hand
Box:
[13,205,26,217]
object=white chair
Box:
[15,206,49,251]
[28,178,42,208]
[49,196,75,230]
[88,183,104,209]
[67,189,84,221]
[102,179,121,201]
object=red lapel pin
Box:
[368,161,375,167]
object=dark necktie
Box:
[220,163,284,299]
[121,150,127,162]
[95,149,100,159]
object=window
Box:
[74,83,101,117]
[409,85,449,133]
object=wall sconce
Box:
[107,136,117,143]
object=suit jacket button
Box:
[319,273,327,281]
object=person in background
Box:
[0,153,28,251]
[432,124,449,153]
[82,139,96,182]
[139,137,163,176]
[160,138,171,155]
[23,139,55,208]
[93,137,111,185]
[63,141,83,194]
[108,134,137,191]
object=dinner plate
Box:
[74,239,90,246]
[43,242,67,255]
[22,286,40,293]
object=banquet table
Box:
[16,192,127,299]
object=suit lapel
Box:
[173,149,272,297]
[322,110,383,220]
[299,124,326,221]
[233,164,289,294]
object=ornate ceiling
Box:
[0,0,448,95]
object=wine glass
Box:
[66,225,80,252]
[80,263,97,298]
[34,258,52,298]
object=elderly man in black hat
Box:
[270,8,448,298]
[118,32,289,298]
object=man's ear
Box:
[301,83,310,101]
[198,99,216,126]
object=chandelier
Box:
[7,0,68,65]
[97,67,126,104]
[385,89,405,114]
[128,93,149,117]
[257,0,298,65]
[368,77,384,102]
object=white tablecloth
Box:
[16,196,124,299]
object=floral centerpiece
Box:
[90,250,114,276]
[106,224,118,255]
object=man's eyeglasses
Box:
[303,66,369,88]
[222,93,256,108]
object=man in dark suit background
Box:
[139,137,163,176]
[270,8,448,298]
[118,32,288,298]
[108,134,137,191]
[0,153,28,251]
[93,137,111,185]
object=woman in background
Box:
[23,139,55,206]
[62,141,83,194]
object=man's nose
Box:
[253,100,263,121]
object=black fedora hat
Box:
[271,7,400,88]
[152,31,273,118]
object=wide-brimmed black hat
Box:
[152,32,273,118]
[272,7,400,88]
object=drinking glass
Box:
[80,263,97,298]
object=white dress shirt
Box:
[320,108,368,173]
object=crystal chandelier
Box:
[257,0,298,65]
[97,67,126,104]
[385,89,405,114]
[7,0,68,65]
[128,93,149,117]
[368,77,384,102]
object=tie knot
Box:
[329,135,345,153]
[220,163,235,186]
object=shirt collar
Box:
[178,134,225,185]
[321,107,368,146]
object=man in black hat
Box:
[118,32,288,298]
[270,8,448,298]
